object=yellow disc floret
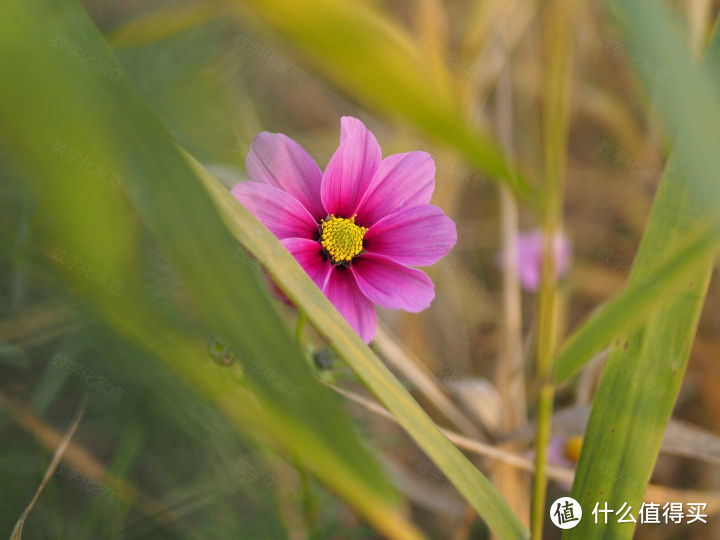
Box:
[320,214,367,263]
[564,436,583,463]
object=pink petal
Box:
[497,229,571,292]
[513,230,543,291]
[246,132,326,220]
[231,182,318,240]
[351,253,435,312]
[519,263,541,292]
[324,266,377,343]
[281,238,332,291]
[363,205,456,266]
[262,270,292,306]
[355,151,435,226]
[321,117,381,217]
[546,437,575,469]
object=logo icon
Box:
[550,497,582,529]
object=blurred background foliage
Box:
[3,0,720,539]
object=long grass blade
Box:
[10,395,86,540]
[0,2,424,538]
[193,153,529,539]
[563,3,720,537]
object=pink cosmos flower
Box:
[498,229,570,292]
[232,117,457,343]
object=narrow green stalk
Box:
[530,237,559,538]
[531,0,573,537]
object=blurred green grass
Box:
[2,0,720,538]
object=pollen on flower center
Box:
[320,214,367,263]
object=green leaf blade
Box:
[562,3,720,538]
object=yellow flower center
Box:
[320,214,367,263]
[564,436,583,463]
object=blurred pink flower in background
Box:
[532,436,581,490]
[498,229,570,292]
[232,116,456,343]
[546,436,577,470]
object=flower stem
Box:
[531,1,573,537]
[531,249,558,538]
